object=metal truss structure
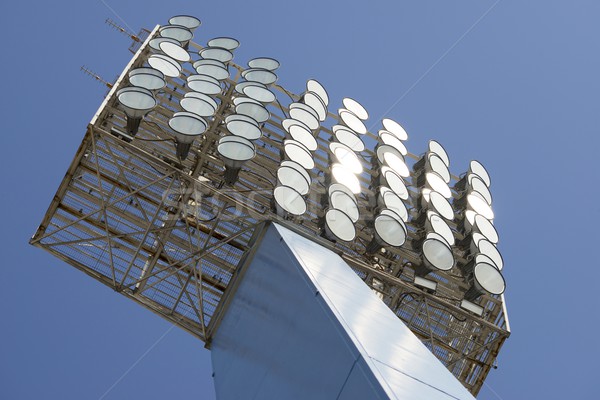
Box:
[30,24,510,396]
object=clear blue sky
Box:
[2,1,598,399]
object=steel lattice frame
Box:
[30,24,510,396]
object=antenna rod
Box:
[80,66,113,89]
[105,18,141,42]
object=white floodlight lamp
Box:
[426,211,455,246]
[328,183,357,204]
[323,208,356,242]
[199,47,234,63]
[289,102,320,130]
[469,160,491,187]
[414,152,450,183]
[428,140,450,167]
[248,57,280,71]
[234,101,270,124]
[476,238,504,270]
[149,37,180,52]
[225,114,262,140]
[242,83,276,104]
[379,131,408,156]
[415,232,455,276]
[207,37,241,51]
[468,232,487,254]
[159,25,193,48]
[339,108,367,134]
[342,98,369,120]
[278,161,311,196]
[377,187,408,222]
[193,59,230,81]
[217,136,256,185]
[366,208,407,254]
[282,119,318,151]
[116,86,156,135]
[302,92,328,122]
[414,276,438,293]
[147,54,182,78]
[376,145,410,177]
[329,188,360,223]
[180,92,218,117]
[423,191,455,221]
[462,260,506,301]
[379,167,409,200]
[241,68,278,85]
[128,68,166,91]
[168,112,207,159]
[284,139,315,170]
[417,171,452,199]
[329,142,363,174]
[333,125,365,152]
[455,174,493,205]
[158,41,190,62]
[466,191,494,220]
[381,118,408,141]
[306,79,329,106]
[472,214,499,244]
[187,74,222,95]
[331,163,361,194]
[273,185,307,216]
[168,15,201,31]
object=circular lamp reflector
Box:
[426,172,452,199]
[331,163,361,194]
[159,25,193,42]
[217,136,256,167]
[339,108,367,134]
[328,183,357,204]
[473,214,499,244]
[382,118,408,141]
[303,92,328,122]
[477,239,504,270]
[429,140,450,167]
[381,167,409,200]
[159,41,190,62]
[117,87,156,118]
[284,139,314,170]
[180,92,218,117]
[225,114,262,140]
[278,163,310,196]
[470,160,491,187]
[289,103,320,130]
[473,262,505,295]
[427,211,454,246]
[376,145,409,177]
[193,60,229,81]
[467,192,494,220]
[428,191,454,221]
[169,112,207,143]
[422,234,454,271]
[235,102,270,124]
[235,81,263,95]
[242,83,276,104]
[342,98,368,120]
[274,185,306,216]
[129,68,166,91]
[329,189,359,223]
[306,79,329,106]
[148,54,181,78]
[149,37,180,51]
[169,15,201,30]
[282,119,317,151]
[242,68,278,85]
[374,210,407,247]
[428,153,450,183]
[248,57,280,71]
[187,74,221,95]
[469,174,493,205]
[324,209,356,242]
[199,47,233,63]
[379,187,408,221]
[330,142,362,174]
[333,125,365,152]
[379,131,408,156]
[207,37,240,51]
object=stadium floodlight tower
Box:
[30,14,510,399]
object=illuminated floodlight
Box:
[328,183,356,204]
[428,153,450,183]
[426,211,455,246]
[193,59,229,80]
[303,92,327,122]
[199,47,234,63]
[382,118,408,141]
[425,191,454,221]
[330,142,362,174]
[329,188,359,223]
[248,57,280,71]
[159,41,190,62]
[339,108,367,134]
[149,37,180,51]
[379,131,408,156]
[284,139,315,169]
[242,68,278,85]
[416,232,454,275]
[289,102,320,130]
[234,100,270,124]
[168,112,207,159]
[159,25,193,43]
[424,171,452,199]
[242,83,275,104]
[466,192,494,220]
[366,208,407,252]
[331,163,361,194]
[324,208,356,242]
[274,185,307,216]
[128,67,166,91]
[476,238,504,270]
[180,91,218,117]
[169,15,202,30]
[278,161,311,196]
[217,135,256,184]
[207,37,240,51]
[333,125,365,152]
[414,276,438,293]
[378,187,408,221]
[463,261,506,301]
[187,74,222,95]
[225,114,262,140]
[376,144,409,177]
[342,98,368,120]
[306,79,329,106]
[380,167,409,200]
[472,214,499,244]
[147,54,181,78]
[469,160,491,187]
[282,119,317,151]
[469,174,493,205]
[429,140,449,167]
[116,86,156,135]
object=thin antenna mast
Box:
[80,66,113,89]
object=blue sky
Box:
[2,1,599,399]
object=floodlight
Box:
[414,152,450,183]
[116,86,156,135]
[241,68,278,85]
[159,25,193,44]
[466,192,494,220]
[289,103,320,130]
[284,139,315,169]
[207,37,240,51]
[248,57,280,71]
[469,160,491,187]
[158,41,190,62]
[414,276,438,293]
[323,209,356,242]
[277,161,311,196]
[379,131,408,156]
[426,211,455,246]
[128,67,166,91]
[306,79,329,106]
[382,118,408,141]
[199,47,234,63]
[180,92,218,117]
[342,98,368,120]
[187,74,222,95]
[328,183,357,204]
[193,60,230,81]
[468,232,486,254]
[168,15,201,30]
[476,238,504,270]
[235,81,263,95]
[273,185,307,216]
[331,163,361,194]
[147,54,181,78]
[217,135,256,184]
[242,83,276,103]
[329,188,360,223]
[149,37,180,51]
[225,114,262,140]
[415,232,454,275]
[462,260,505,301]
[234,101,270,124]
[422,190,454,221]
[376,144,410,177]
[282,119,317,151]
[380,167,409,200]
[168,112,207,159]
[472,214,499,244]
[339,108,367,134]
[333,125,365,152]
[366,208,407,253]
[329,142,363,174]
[302,92,327,122]
[378,187,408,221]
[419,171,452,199]
[428,140,449,167]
